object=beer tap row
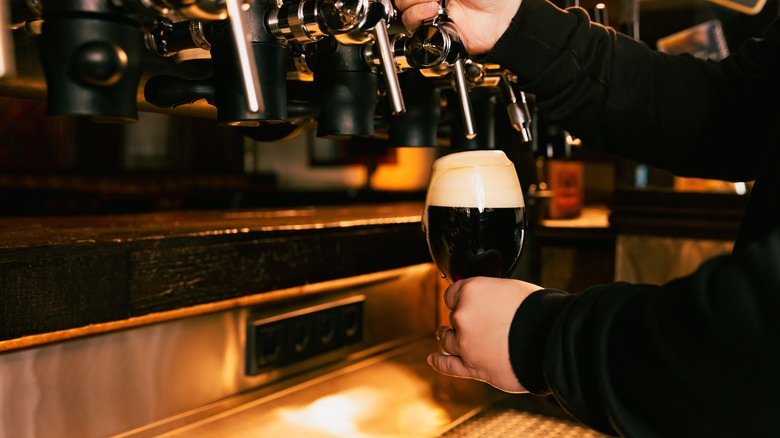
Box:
[1,0,532,145]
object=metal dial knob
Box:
[318,0,367,34]
[405,24,450,69]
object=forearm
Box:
[510,229,780,436]
[483,0,778,181]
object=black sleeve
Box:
[510,227,780,437]
[491,0,780,435]
[484,0,780,182]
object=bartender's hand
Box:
[394,0,522,54]
[429,276,542,393]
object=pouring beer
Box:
[423,150,526,282]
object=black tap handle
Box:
[143,74,216,109]
[590,3,608,26]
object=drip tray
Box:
[441,396,605,437]
[119,338,603,437]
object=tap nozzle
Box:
[500,73,532,143]
[399,8,476,139]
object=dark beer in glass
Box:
[423,150,526,282]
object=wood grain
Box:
[0,203,428,344]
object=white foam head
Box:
[426,150,525,210]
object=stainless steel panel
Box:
[118,339,603,437]
[0,264,438,438]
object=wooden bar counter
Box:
[0,202,430,349]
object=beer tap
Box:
[326,42,382,137]
[37,0,146,122]
[15,0,263,122]
[142,0,295,126]
[141,0,266,119]
[388,69,441,147]
[460,60,532,143]
[140,16,218,112]
[144,0,264,114]
[498,71,532,143]
[392,0,476,139]
[267,0,406,116]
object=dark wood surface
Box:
[533,206,616,292]
[0,203,430,343]
[1,191,746,345]
[532,188,749,292]
[609,189,748,240]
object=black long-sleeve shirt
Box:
[482,0,780,436]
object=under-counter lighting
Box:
[272,369,451,437]
[156,361,452,437]
[277,385,449,437]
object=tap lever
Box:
[452,58,475,139]
[399,0,475,139]
[438,0,476,138]
[368,1,405,115]
[499,73,532,142]
[373,17,405,115]
[225,0,264,113]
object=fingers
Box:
[436,325,458,355]
[397,1,440,33]
[443,278,466,310]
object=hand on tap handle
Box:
[395,0,520,55]
[396,0,478,138]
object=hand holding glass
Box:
[423,150,526,283]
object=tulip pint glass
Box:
[423,150,526,283]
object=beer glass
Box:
[422,150,526,282]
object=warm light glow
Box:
[371,147,436,191]
[398,401,452,433]
[674,176,748,194]
[278,388,379,437]
[268,364,451,436]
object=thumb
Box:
[427,352,480,380]
[401,2,440,32]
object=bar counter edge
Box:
[0,202,430,349]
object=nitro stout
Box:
[423,150,526,282]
